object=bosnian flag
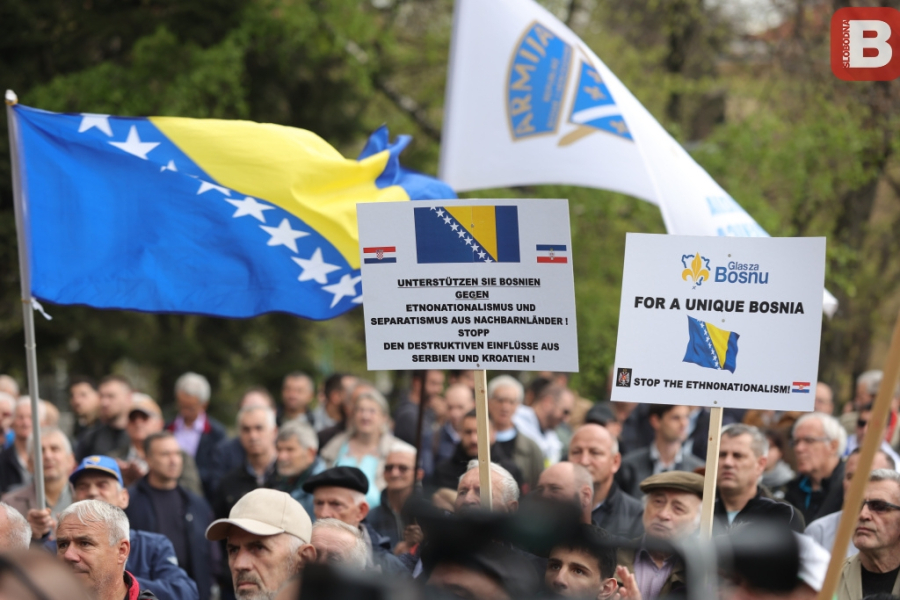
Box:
[536,244,568,264]
[792,382,811,393]
[363,246,397,264]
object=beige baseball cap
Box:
[205,489,312,543]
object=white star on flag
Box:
[478,251,486,259]
[198,180,231,196]
[443,216,451,224]
[457,230,466,238]
[79,114,113,136]
[437,209,445,216]
[450,223,459,231]
[472,244,480,252]
[161,160,177,172]
[109,126,159,160]
[225,196,274,222]
[352,294,363,304]
[322,274,361,308]
[464,237,473,245]
[292,248,341,284]
[485,258,493,263]
[261,218,308,253]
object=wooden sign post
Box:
[699,406,723,539]
[474,369,492,509]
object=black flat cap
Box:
[302,466,369,495]
[585,401,617,426]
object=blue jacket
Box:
[44,529,199,600]
[166,415,227,498]
[126,478,216,600]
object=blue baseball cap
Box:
[70,455,123,486]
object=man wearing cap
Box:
[618,471,704,600]
[110,394,202,495]
[68,455,201,600]
[126,432,215,600]
[206,488,317,599]
[304,466,409,574]
[6,427,75,542]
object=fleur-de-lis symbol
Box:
[682,252,710,286]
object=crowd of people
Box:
[0,368,897,600]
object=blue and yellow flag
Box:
[10,105,455,319]
[414,205,520,263]
[683,316,739,373]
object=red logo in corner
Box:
[831,7,900,81]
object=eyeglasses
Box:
[384,464,411,473]
[861,499,900,513]
[790,436,830,447]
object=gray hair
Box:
[175,372,211,404]
[870,468,900,486]
[0,502,30,551]
[487,375,524,403]
[58,499,129,546]
[15,397,46,421]
[27,427,73,462]
[387,440,417,456]
[312,518,367,569]
[277,422,319,452]
[0,375,19,396]
[237,405,277,430]
[0,391,14,411]
[464,459,520,504]
[857,370,883,396]
[721,423,769,458]
[793,412,847,456]
[353,388,390,416]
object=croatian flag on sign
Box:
[536,244,568,264]
[792,382,811,393]
[363,246,397,264]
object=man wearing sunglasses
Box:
[837,469,900,599]
[366,442,420,551]
[843,403,900,467]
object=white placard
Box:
[358,199,578,371]
[612,234,826,410]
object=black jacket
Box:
[367,489,405,549]
[714,487,806,533]
[430,442,523,491]
[784,460,845,524]
[213,461,275,520]
[616,446,705,498]
[126,478,216,600]
[75,423,130,461]
[0,444,25,495]
[206,437,245,501]
[166,415,227,499]
[591,480,644,539]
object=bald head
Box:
[568,424,621,503]
[536,462,594,523]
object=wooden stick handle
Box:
[474,369,492,509]
[700,406,723,539]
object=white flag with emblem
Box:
[439,0,838,316]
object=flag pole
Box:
[474,369,492,508]
[699,406,723,539]
[818,308,900,600]
[5,90,46,511]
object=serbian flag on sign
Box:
[363,247,397,264]
[536,244,568,264]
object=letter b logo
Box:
[831,8,900,81]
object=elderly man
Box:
[837,469,900,599]
[76,375,132,461]
[0,501,31,551]
[569,423,643,538]
[545,525,619,599]
[310,518,368,569]
[304,466,407,574]
[455,460,520,514]
[785,412,847,524]
[807,448,895,558]
[280,371,315,426]
[66,455,200,600]
[619,471,704,600]
[166,372,227,498]
[267,422,325,516]
[208,388,276,495]
[69,376,101,438]
[367,441,418,549]
[714,423,804,532]
[487,375,545,491]
[206,488,316,599]
[0,398,44,494]
[4,427,75,541]
[126,432,215,600]
[513,385,574,465]
[618,404,703,498]
[435,383,476,465]
[215,405,277,520]
[57,499,158,599]
[535,462,595,524]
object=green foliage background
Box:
[1,0,898,419]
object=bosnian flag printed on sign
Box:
[536,244,568,264]
[363,247,397,264]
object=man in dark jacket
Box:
[304,467,409,574]
[126,432,215,600]
[165,372,227,498]
[714,423,805,532]
[266,421,325,517]
[569,423,643,539]
[213,406,277,520]
[784,412,847,524]
[76,375,132,461]
[431,410,523,491]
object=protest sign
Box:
[613,233,826,411]
[358,199,578,372]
